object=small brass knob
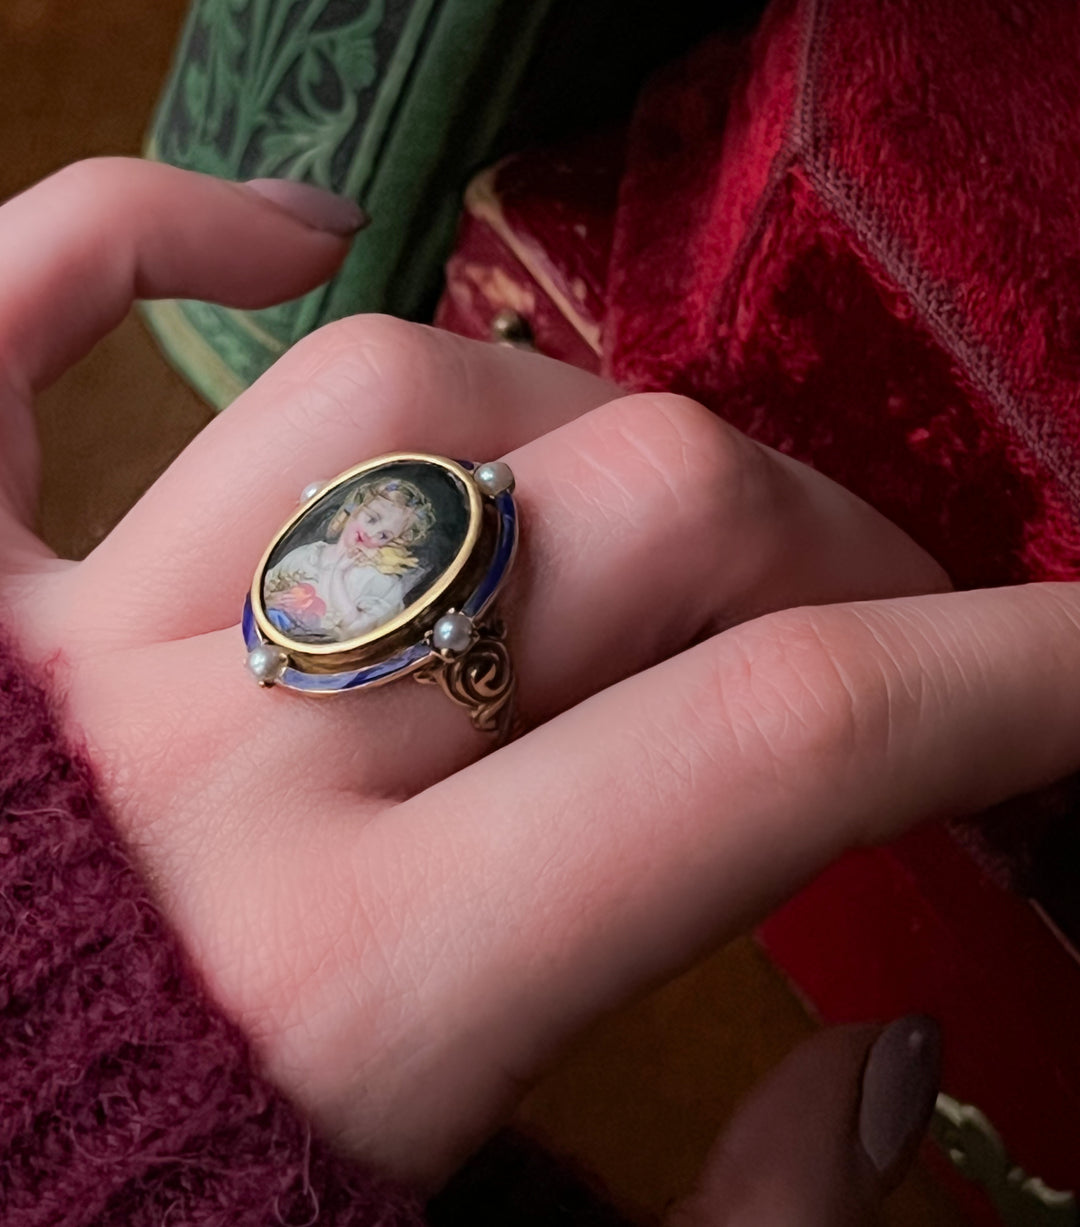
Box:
[490,309,535,350]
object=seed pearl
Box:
[299,479,329,504]
[247,644,289,686]
[474,460,515,497]
[432,612,474,655]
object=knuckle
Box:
[25,160,160,265]
[43,157,140,208]
[285,312,425,385]
[581,392,761,530]
[705,606,897,794]
[264,314,445,437]
[47,156,117,189]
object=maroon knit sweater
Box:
[0,634,428,1226]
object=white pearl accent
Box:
[474,460,515,497]
[432,612,474,655]
[247,644,289,686]
[299,479,329,504]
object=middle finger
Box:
[78,316,619,638]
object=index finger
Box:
[0,158,356,399]
[0,158,360,549]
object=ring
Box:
[243,453,518,738]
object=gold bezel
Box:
[251,453,483,660]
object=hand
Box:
[1,160,1074,1197]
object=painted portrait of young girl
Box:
[263,472,445,644]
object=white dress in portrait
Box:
[265,541,410,641]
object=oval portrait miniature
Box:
[245,453,517,721]
[257,457,478,651]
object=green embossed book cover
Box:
[143,0,734,406]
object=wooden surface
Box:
[0,2,967,1221]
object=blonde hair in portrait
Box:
[326,476,436,577]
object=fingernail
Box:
[242,179,369,236]
[858,1014,941,1184]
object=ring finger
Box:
[190,386,951,796]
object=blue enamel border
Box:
[243,597,433,692]
[244,464,517,694]
[465,489,516,617]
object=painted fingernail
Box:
[242,179,369,236]
[858,1014,941,1184]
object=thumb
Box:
[666,1016,941,1227]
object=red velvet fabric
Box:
[437,129,624,373]
[605,0,1080,590]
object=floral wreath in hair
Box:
[326,476,436,576]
